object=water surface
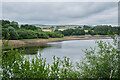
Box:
[23,39,113,64]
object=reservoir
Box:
[22,38,113,64]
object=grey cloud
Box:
[2,2,118,25]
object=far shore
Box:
[1,35,113,49]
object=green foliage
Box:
[2,27,19,40]
[0,20,10,26]
[17,29,37,39]
[2,28,9,39]
[88,30,96,35]
[35,32,49,39]
[46,32,64,38]
[1,20,64,40]
[2,24,10,28]
[21,24,37,31]
[62,29,74,36]
[94,25,111,35]
[62,28,85,36]
[8,27,19,40]
[10,21,19,29]
[76,37,119,78]
[2,47,79,78]
[72,28,85,35]
[83,25,91,30]
[1,20,19,29]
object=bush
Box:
[2,46,78,78]
[76,37,119,78]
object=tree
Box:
[78,26,81,28]
[2,24,10,28]
[17,29,37,39]
[62,28,85,36]
[2,28,9,39]
[10,21,19,29]
[50,26,54,29]
[8,27,19,40]
[20,24,37,30]
[0,20,10,26]
[35,32,49,39]
[88,30,96,35]
[83,25,91,30]
[62,29,75,36]
[94,25,112,35]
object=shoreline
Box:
[2,35,112,49]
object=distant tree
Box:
[111,27,119,34]
[50,26,54,29]
[88,30,96,35]
[2,28,9,39]
[0,20,10,26]
[62,29,74,36]
[94,25,112,35]
[17,29,37,39]
[35,32,49,39]
[20,24,37,31]
[10,21,19,29]
[7,27,19,40]
[72,28,85,35]
[2,24,10,28]
[83,25,91,30]
[54,29,59,32]
[78,26,81,28]
[62,28,85,36]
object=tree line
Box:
[56,25,120,36]
[1,20,120,40]
[1,20,64,40]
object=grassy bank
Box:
[19,36,72,41]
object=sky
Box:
[2,2,118,25]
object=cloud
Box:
[2,0,119,2]
[2,2,118,25]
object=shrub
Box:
[76,37,119,78]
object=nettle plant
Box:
[1,36,120,78]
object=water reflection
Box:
[18,43,51,55]
[47,42,62,48]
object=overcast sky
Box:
[2,2,118,25]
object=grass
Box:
[49,37,72,40]
[19,37,72,41]
[19,38,40,41]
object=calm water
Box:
[23,39,113,64]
